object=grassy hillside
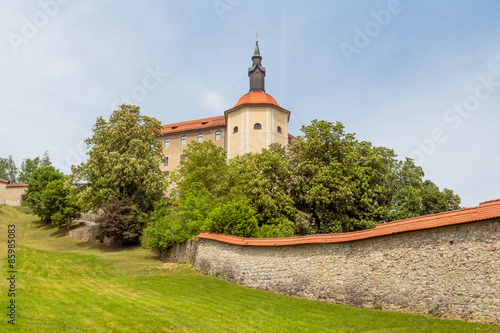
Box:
[0,205,498,332]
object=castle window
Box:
[215,130,221,141]
[233,126,238,134]
[180,135,186,146]
[197,133,203,143]
[164,138,170,148]
[254,123,262,130]
[180,155,185,162]
[163,157,169,166]
[277,126,282,134]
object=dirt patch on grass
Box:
[158,263,185,270]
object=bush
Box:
[206,201,259,238]
[142,191,214,251]
[258,217,296,238]
[96,197,144,245]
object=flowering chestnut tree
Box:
[72,104,167,212]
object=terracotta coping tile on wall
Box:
[197,198,500,246]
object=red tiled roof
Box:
[288,133,296,144]
[6,184,27,188]
[0,179,10,184]
[197,198,500,246]
[234,91,280,108]
[161,116,226,135]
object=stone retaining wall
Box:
[169,220,499,325]
[68,221,98,242]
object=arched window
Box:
[277,126,282,133]
[233,126,239,133]
[254,123,262,130]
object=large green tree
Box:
[170,140,231,203]
[229,146,303,236]
[40,178,81,229]
[18,151,51,184]
[72,104,167,212]
[26,166,64,222]
[288,119,461,232]
[288,120,381,232]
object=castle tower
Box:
[224,41,291,158]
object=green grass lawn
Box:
[0,205,498,333]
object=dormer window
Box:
[233,126,239,134]
[254,123,262,130]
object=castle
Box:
[1,42,287,205]
[159,41,294,173]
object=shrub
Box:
[206,201,259,238]
[142,191,214,251]
[258,217,296,238]
[96,197,144,245]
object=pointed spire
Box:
[253,40,261,58]
[248,40,266,92]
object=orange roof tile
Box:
[0,179,10,184]
[234,91,280,107]
[197,198,500,246]
[161,116,226,135]
[6,184,27,188]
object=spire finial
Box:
[253,39,261,57]
[256,33,258,42]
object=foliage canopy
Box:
[72,104,167,212]
[146,119,461,250]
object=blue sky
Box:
[1,0,499,208]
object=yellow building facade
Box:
[160,41,292,172]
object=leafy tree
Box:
[71,104,167,212]
[40,179,81,229]
[170,140,231,203]
[26,166,64,222]
[229,145,308,234]
[288,120,379,232]
[288,119,461,231]
[442,188,461,211]
[0,155,18,183]
[389,159,461,220]
[18,151,51,184]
